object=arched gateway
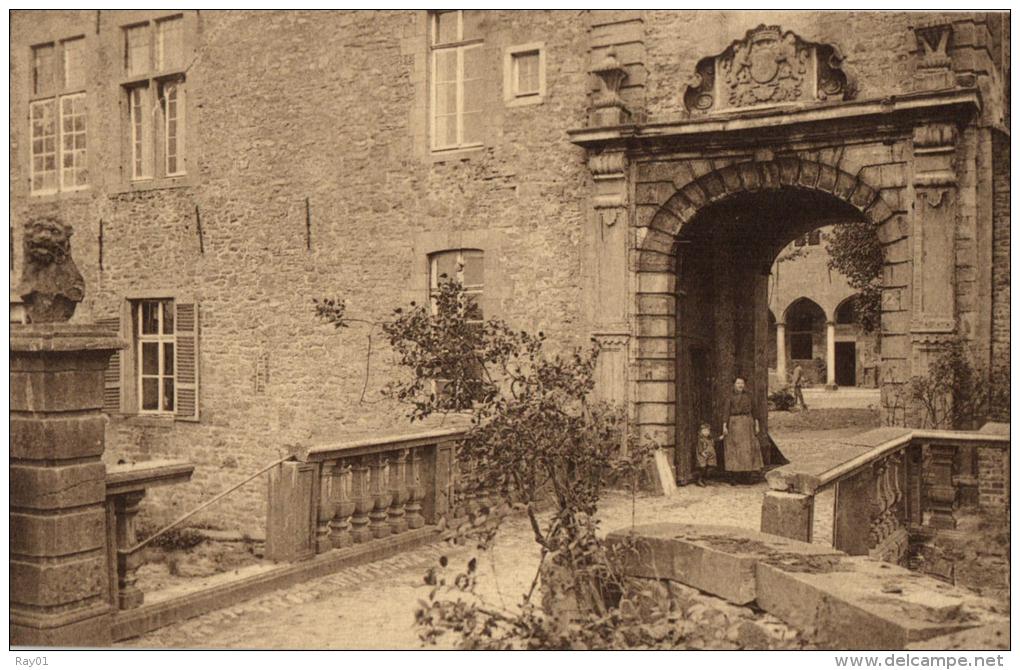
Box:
[570,24,988,482]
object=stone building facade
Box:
[767,226,881,389]
[10,10,1010,528]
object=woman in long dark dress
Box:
[721,376,763,482]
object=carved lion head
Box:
[24,216,73,265]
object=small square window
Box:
[513,51,540,96]
[155,16,184,72]
[125,24,151,76]
[504,44,545,107]
[62,37,86,90]
[32,44,55,96]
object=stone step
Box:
[607,523,1007,650]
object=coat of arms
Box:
[718,25,811,108]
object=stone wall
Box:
[10,10,592,532]
[989,131,1010,420]
[10,10,1009,529]
[976,447,1009,513]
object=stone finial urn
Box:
[591,50,630,126]
[18,216,85,323]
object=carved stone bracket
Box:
[590,50,630,126]
[588,149,628,227]
[682,25,854,115]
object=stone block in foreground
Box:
[756,556,1007,650]
[607,523,1008,650]
[606,523,844,605]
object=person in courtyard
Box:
[694,422,717,487]
[791,363,808,410]
[722,376,764,483]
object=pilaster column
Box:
[910,121,960,417]
[588,147,630,408]
[11,324,123,646]
[911,123,959,338]
[825,321,837,390]
[775,322,787,385]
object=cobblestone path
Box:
[122,426,862,649]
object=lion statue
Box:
[18,216,85,323]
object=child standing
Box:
[695,422,717,487]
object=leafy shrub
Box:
[317,277,657,649]
[908,338,1007,429]
[825,221,883,333]
[768,388,795,412]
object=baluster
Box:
[388,449,409,534]
[868,461,888,547]
[891,453,905,524]
[369,454,393,538]
[316,460,336,553]
[405,447,425,529]
[330,462,355,548]
[114,491,146,610]
[350,458,373,543]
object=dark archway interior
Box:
[672,187,866,480]
[835,294,858,324]
[785,297,827,360]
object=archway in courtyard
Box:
[784,297,827,380]
[672,188,870,481]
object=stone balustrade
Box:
[104,460,195,610]
[761,425,1009,563]
[266,423,471,562]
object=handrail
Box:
[294,423,470,463]
[124,455,290,554]
[106,460,195,496]
[767,427,1010,496]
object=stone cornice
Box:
[568,87,981,151]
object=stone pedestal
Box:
[10,323,123,647]
[760,490,814,543]
[265,461,317,561]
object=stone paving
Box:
[121,425,864,649]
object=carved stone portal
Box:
[18,216,85,324]
[683,25,853,115]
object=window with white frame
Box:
[136,299,176,413]
[504,43,545,105]
[429,249,484,322]
[430,10,485,151]
[122,15,187,182]
[101,297,200,420]
[429,249,485,405]
[29,37,88,195]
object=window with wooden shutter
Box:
[97,316,122,414]
[174,301,199,421]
